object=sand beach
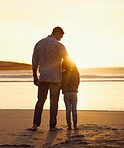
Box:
[0,110,124,148]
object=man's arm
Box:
[32,44,39,86]
[33,68,38,86]
[58,43,69,60]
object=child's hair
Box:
[62,60,70,71]
[62,59,78,74]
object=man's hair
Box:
[52,26,65,34]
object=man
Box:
[28,27,69,131]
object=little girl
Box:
[62,60,80,130]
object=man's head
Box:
[52,26,64,41]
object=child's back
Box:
[62,69,80,94]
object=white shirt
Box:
[32,35,68,82]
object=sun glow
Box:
[62,31,117,68]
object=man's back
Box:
[32,35,68,82]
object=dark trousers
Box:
[33,81,61,128]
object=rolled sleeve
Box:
[32,44,39,69]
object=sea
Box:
[0,68,124,111]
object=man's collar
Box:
[48,35,57,41]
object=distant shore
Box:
[0,110,124,147]
[0,61,32,70]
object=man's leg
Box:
[33,82,48,128]
[49,83,61,130]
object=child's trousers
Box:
[64,92,77,125]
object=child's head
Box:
[62,60,70,71]
[62,59,77,72]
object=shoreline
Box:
[0,109,124,112]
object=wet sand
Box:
[0,110,124,147]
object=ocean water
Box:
[0,69,124,111]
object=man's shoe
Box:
[49,127,61,131]
[27,127,37,131]
[27,124,37,131]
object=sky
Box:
[0,0,124,68]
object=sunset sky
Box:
[0,0,124,68]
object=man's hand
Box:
[33,76,38,86]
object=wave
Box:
[0,80,32,82]
[0,74,124,79]
[80,74,124,79]
[0,75,33,78]
[80,79,124,82]
[0,74,124,83]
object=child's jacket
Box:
[62,69,80,94]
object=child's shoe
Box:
[67,124,72,130]
[74,121,79,130]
